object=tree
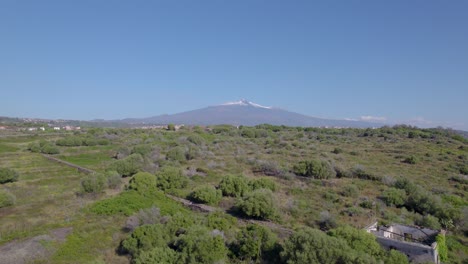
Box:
[156,167,188,191]
[218,175,250,197]
[0,168,19,184]
[174,226,227,264]
[189,186,222,205]
[167,124,176,131]
[237,189,277,220]
[234,224,278,263]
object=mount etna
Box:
[115,99,381,128]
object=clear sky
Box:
[1,0,467,130]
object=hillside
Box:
[0,125,466,263]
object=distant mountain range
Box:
[113,99,381,128]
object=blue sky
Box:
[1,0,467,130]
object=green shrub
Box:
[112,154,143,177]
[415,214,441,230]
[28,140,60,154]
[341,184,359,197]
[134,246,178,264]
[105,171,122,189]
[185,146,198,160]
[189,186,222,205]
[41,145,60,154]
[292,160,335,179]
[27,142,41,153]
[174,226,227,264]
[385,249,409,264]
[249,177,277,191]
[187,134,204,145]
[237,189,277,220]
[218,175,250,197]
[0,189,16,208]
[382,188,407,207]
[132,145,152,156]
[128,172,158,193]
[436,234,448,262]
[81,174,106,194]
[156,167,188,191]
[403,155,417,164]
[0,168,19,184]
[332,147,343,154]
[328,225,383,258]
[205,212,236,232]
[166,147,186,162]
[281,227,359,264]
[234,224,278,262]
[121,224,170,256]
[240,129,256,138]
[56,136,83,146]
[89,191,155,216]
[459,165,468,175]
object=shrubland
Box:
[1,124,467,263]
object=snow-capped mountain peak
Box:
[221,99,272,109]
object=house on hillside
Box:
[366,222,442,263]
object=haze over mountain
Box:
[116,99,381,128]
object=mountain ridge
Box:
[115,99,382,128]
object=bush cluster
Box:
[28,140,59,154]
[112,154,144,177]
[189,186,222,205]
[292,160,335,179]
[56,136,109,147]
[236,188,277,220]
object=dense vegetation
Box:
[0,124,467,263]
